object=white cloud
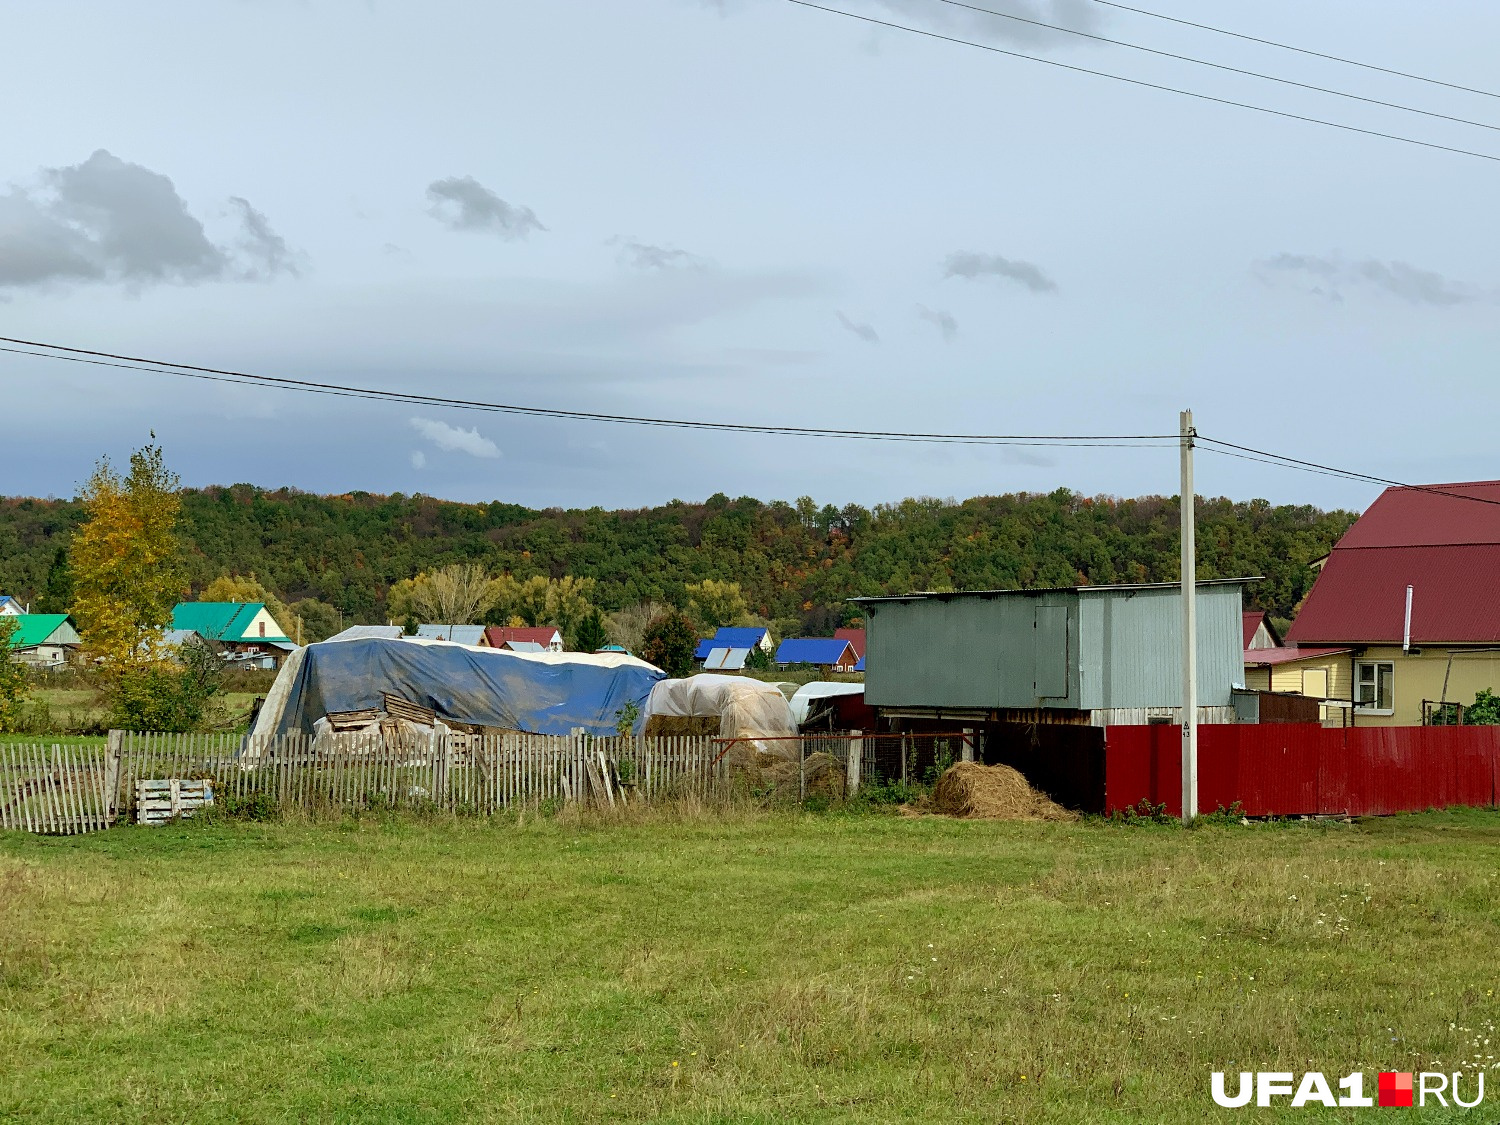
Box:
[410,449,427,469]
[409,416,500,458]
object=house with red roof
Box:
[1282,479,1500,725]
[834,627,866,661]
[1242,611,1280,651]
[483,626,564,653]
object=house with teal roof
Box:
[171,602,296,667]
[3,614,82,668]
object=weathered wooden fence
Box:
[0,730,730,834]
[0,742,118,835]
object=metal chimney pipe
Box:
[1403,585,1414,654]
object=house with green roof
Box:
[171,602,296,667]
[3,614,82,668]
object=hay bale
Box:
[741,750,845,798]
[930,762,1077,821]
[644,715,722,739]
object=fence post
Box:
[847,734,862,796]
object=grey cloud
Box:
[836,311,879,344]
[917,304,958,341]
[701,0,1101,48]
[230,196,300,278]
[0,149,297,289]
[1257,252,1478,307]
[610,236,708,270]
[943,251,1057,293]
[872,0,1101,48]
[426,175,545,239]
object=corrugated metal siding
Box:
[1106,723,1500,816]
[863,592,1079,710]
[1079,585,1242,709]
[866,585,1242,712]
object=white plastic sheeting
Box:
[642,674,796,750]
[788,681,866,725]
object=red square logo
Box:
[1378,1072,1413,1108]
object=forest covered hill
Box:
[0,486,1355,636]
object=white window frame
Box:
[1355,660,1395,714]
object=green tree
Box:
[0,618,29,732]
[35,547,74,614]
[573,607,608,653]
[640,611,696,677]
[389,563,498,624]
[1464,689,1500,725]
[685,579,750,630]
[289,597,341,643]
[744,644,773,671]
[110,636,227,732]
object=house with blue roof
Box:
[693,626,773,663]
[775,637,860,672]
[0,595,23,616]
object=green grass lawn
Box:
[3,808,1499,1123]
[18,687,263,739]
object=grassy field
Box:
[22,687,265,738]
[2,807,1499,1122]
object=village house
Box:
[694,626,773,669]
[1285,479,1500,726]
[483,626,564,653]
[171,602,297,667]
[4,614,82,668]
[775,637,860,673]
[0,595,24,616]
[1243,611,1280,651]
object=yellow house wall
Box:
[1241,655,1350,700]
[1346,646,1500,727]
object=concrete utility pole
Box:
[1180,409,1198,824]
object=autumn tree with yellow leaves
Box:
[71,442,222,730]
[71,442,185,667]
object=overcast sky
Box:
[3,0,1497,513]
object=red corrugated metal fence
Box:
[1105,724,1500,816]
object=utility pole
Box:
[1180,409,1198,824]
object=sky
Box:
[2,0,1498,514]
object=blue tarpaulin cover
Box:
[253,637,664,738]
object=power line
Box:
[12,335,1497,511]
[1197,436,1500,510]
[777,0,1500,164]
[0,338,1175,448]
[925,0,1500,134]
[1082,0,1500,103]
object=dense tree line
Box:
[0,486,1354,635]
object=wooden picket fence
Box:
[0,742,118,835]
[0,730,729,834]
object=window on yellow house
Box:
[1356,661,1394,711]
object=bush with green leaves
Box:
[0,619,29,733]
[106,638,227,732]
